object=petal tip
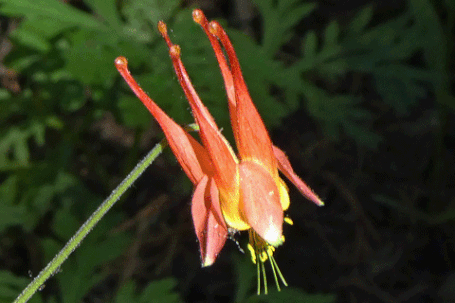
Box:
[263,224,283,247]
[192,9,204,24]
[202,255,215,267]
[114,56,127,67]
[312,196,325,207]
[157,20,167,36]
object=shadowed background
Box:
[0,0,454,302]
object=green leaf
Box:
[121,0,181,43]
[256,288,336,303]
[348,5,373,35]
[228,30,289,128]
[5,51,41,72]
[139,278,182,303]
[9,25,50,52]
[115,281,137,303]
[63,29,118,85]
[280,3,317,41]
[408,0,446,71]
[52,203,80,240]
[252,0,317,55]
[0,176,25,232]
[115,279,183,303]
[444,0,455,11]
[301,82,381,147]
[0,271,43,303]
[57,81,86,112]
[117,95,152,129]
[233,254,256,303]
[8,15,75,52]
[338,11,436,115]
[343,122,382,149]
[303,30,318,61]
[295,18,344,74]
[51,214,129,303]
[85,0,122,29]
[0,121,45,171]
[0,0,104,30]
[16,169,78,232]
[0,127,30,168]
[318,58,348,81]
[30,120,46,146]
[375,74,425,114]
[323,20,340,49]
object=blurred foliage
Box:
[232,255,335,303]
[0,271,42,303]
[115,278,183,303]
[0,0,453,302]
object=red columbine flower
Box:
[115,9,323,293]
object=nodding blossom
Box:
[115,9,323,294]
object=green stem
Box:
[14,139,167,303]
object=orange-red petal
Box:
[239,161,284,246]
[158,23,239,195]
[272,145,324,206]
[192,9,239,141]
[115,57,212,184]
[191,175,228,266]
[208,21,277,175]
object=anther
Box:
[284,217,293,225]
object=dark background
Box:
[1,0,454,302]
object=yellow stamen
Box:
[284,217,293,225]
[248,230,288,294]
[278,178,290,210]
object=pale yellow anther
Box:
[248,243,257,264]
[278,179,290,210]
[260,252,267,263]
[284,217,293,225]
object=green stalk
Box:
[14,139,167,303]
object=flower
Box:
[115,9,323,293]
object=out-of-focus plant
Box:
[229,0,440,148]
[408,0,455,206]
[115,278,183,303]
[0,0,451,302]
[374,0,454,215]
[232,254,336,303]
[0,0,188,302]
